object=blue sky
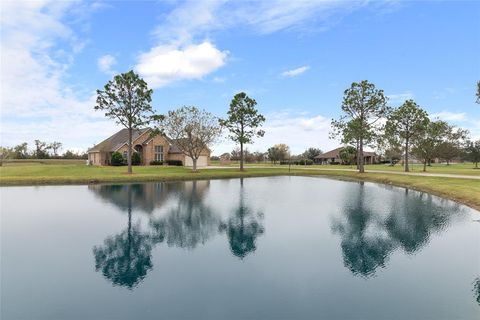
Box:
[1,0,479,155]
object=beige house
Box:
[87,128,210,167]
[315,147,378,165]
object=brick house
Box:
[314,147,378,165]
[87,128,210,167]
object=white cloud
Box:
[97,54,117,74]
[0,1,114,151]
[430,111,467,122]
[281,66,310,77]
[387,91,414,104]
[212,110,340,155]
[136,42,228,88]
[137,0,372,88]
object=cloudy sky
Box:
[1,0,479,155]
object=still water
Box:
[1,176,479,319]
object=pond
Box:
[1,176,479,319]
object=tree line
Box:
[331,80,480,172]
[0,140,87,163]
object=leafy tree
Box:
[464,140,480,168]
[411,120,450,171]
[476,80,480,104]
[13,142,28,159]
[49,141,63,157]
[155,106,222,171]
[302,147,322,161]
[267,144,290,164]
[220,92,265,171]
[385,100,429,171]
[34,140,50,158]
[111,152,124,166]
[132,151,141,165]
[0,147,13,166]
[95,70,154,174]
[331,80,389,172]
[339,146,356,165]
[436,127,469,165]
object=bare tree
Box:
[155,106,222,171]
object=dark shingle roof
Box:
[88,128,151,152]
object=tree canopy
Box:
[331,80,390,172]
[95,70,153,173]
[155,106,222,171]
[385,99,429,171]
[219,92,265,171]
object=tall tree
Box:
[385,100,429,172]
[13,142,28,159]
[219,92,265,171]
[302,147,322,161]
[411,120,450,172]
[155,106,222,171]
[34,139,49,158]
[95,70,154,174]
[331,80,389,173]
[436,127,469,165]
[476,80,480,104]
[464,140,480,168]
[49,141,63,157]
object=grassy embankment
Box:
[1,162,479,211]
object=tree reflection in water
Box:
[332,183,464,278]
[221,178,264,259]
[473,277,480,305]
[149,180,221,249]
[93,185,153,289]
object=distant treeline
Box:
[0,140,87,161]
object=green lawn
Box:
[1,163,479,211]
[211,161,480,176]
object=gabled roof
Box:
[88,128,152,152]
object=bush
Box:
[111,152,124,166]
[279,159,314,165]
[166,160,183,166]
[132,152,141,165]
[150,160,163,165]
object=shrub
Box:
[132,152,141,165]
[166,160,183,166]
[111,152,124,166]
[150,160,163,165]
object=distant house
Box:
[87,128,210,167]
[314,147,378,165]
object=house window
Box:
[154,145,164,161]
[123,151,127,159]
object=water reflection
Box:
[93,186,153,289]
[332,182,465,277]
[221,179,264,259]
[90,179,467,291]
[91,180,266,288]
[149,180,221,249]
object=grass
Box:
[211,161,480,176]
[1,162,479,211]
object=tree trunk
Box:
[404,138,409,172]
[127,127,133,174]
[358,139,364,173]
[240,142,244,171]
[423,159,427,172]
[192,157,197,172]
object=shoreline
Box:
[1,168,479,212]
